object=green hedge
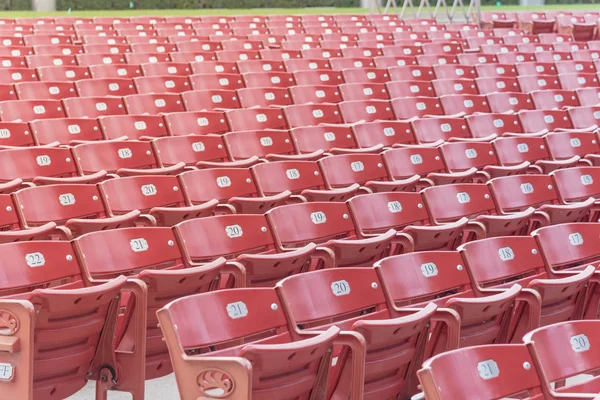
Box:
[56,0,358,10]
[55,0,356,9]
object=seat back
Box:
[74,140,164,174]
[523,320,600,394]
[518,109,573,132]
[418,344,544,400]
[465,113,523,137]
[283,103,342,128]
[13,184,108,227]
[0,99,64,122]
[440,142,500,172]
[99,174,186,215]
[0,147,78,182]
[30,117,103,145]
[410,117,470,143]
[381,146,446,179]
[251,160,328,196]
[492,136,551,166]
[62,96,126,118]
[0,240,128,400]
[15,81,76,100]
[318,153,388,188]
[74,226,209,379]
[488,174,559,212]
[277,267,434,400]
[163,111,229,136]
[551,166,600,203]
[75,77,137,97]
[223,130,296,160]
[98,115,169,140]
[421,183,496,223]
[156,288,337,400]
[151,135,229,167]
[543,131,600,160]
[179,167,258,203]
[225,107,286,131]
[123,93,185,115]
[486,92,534,113]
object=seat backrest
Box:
[140,62,192,77]
[13,184,108,226]
[0,121,34,147]
[459,235,546,288]
[0,147,78,182]
[544,131,599,159]
[266,201,357,250]
[440,142,500,171]
[517,74,562,93]
[410,117,470,143]
[290,125,357,153]
[223,129,296,160]
[533,222,600,272]
[422,183,496,223]
[338,99,394,123]
[0,99,64,122]
[72,140,160,174]
[88,63,142,79]
[62,96,126,118]
[530,89,579,110]
[551,166,600,203]
[418,344,543,400]
[385,80,435,98]
[492,136,550,165]
[30,117,103,144]
[348,192,430,236]
[440,94,491,115]
[318,153,388,188]
[132,75,191,94]
[123,93,185,115]
[99,174,186,215]
[488,174,559,212]
[14,81,76,100]
[375,251,473,307]
[518,109,573,132]
[181,89,241,111]
[283,103,342,128]
[475,63,518,78]
[523,320,600,392]
[381,146,446,179]
[173,214,278,262]
[179,167,258,203]
[225,107,286,131]
[575,87,600,106]
[486,92,534,113]
[288,84,342,104]
[251,160,328,196]
[151,135,229,167]
[98,114,167,140]
[567,105,600,129]
[36,65,90,82]
[465,113,523,137]
[236,87,292,108]
[163,111,229,136]
[391,96,443,119]
[339,82,389,101]
[434,64,478,80]
[432,78,479,97]
[388,65,434,81]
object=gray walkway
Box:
[68,374,179,400]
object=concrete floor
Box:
[67,374,180,400]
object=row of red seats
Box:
[156,217,600,398]
[3,194,600,398]
[419,320,599,399]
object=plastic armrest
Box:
[266,150,324,161]
[426,167,478,185]
[392,139,444,148]
[482,161,530,177]
[502,129,549,138]
[555,125,598,133]
[0,222,57,243]
[117,162,186,176]
[462,220,487,241]
[195,156,260,169]
[227,191,291,214]
[391,231,415,254]
[0,141,60,149]
[329,144,384,154]
[65,210,141,237]
[364,175,421,192]
[0,178,24,194]
[448,133,497,142]
[149,199,219,226]
[300,183,360,202]
[32,170,108,185]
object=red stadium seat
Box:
[88,63,142,79]
[71,140,184,176]
[178,167,290,214]
[156,288,346,399]
[12,183,139,237]
[188,73,245,90]
[487,92,534,113]
[98,175,216,226]
[288,84,342,104]
[123,93,185,115]
[133,75,191,94]
[63,96,126,118]
[224,129,322,161]
[181,89,241,110]
[530,89,580,110]
[0,99,64,122]
[391,97,443,119]
[14,81,76,100]
[163,111,229,136]
[75,77,137,97]
[226,107,286,131]
[236,87,292,107]
[410,117,471,143]
[98,114,168,140]
[29,117,103,145]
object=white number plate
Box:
[331,280,350,296]
[498,247,514,261]
[25,252,45,267]
[141,184,157,196]
[130,238,149,252]
[570,333,590,353]
[568,232,584,246]
[421,262,438,277]
[0,364,14,381]
[58,193,76,206]
[225,224,243,238]
[477,359,500,380]
[226,301,248,319]
[310,211,326,224]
